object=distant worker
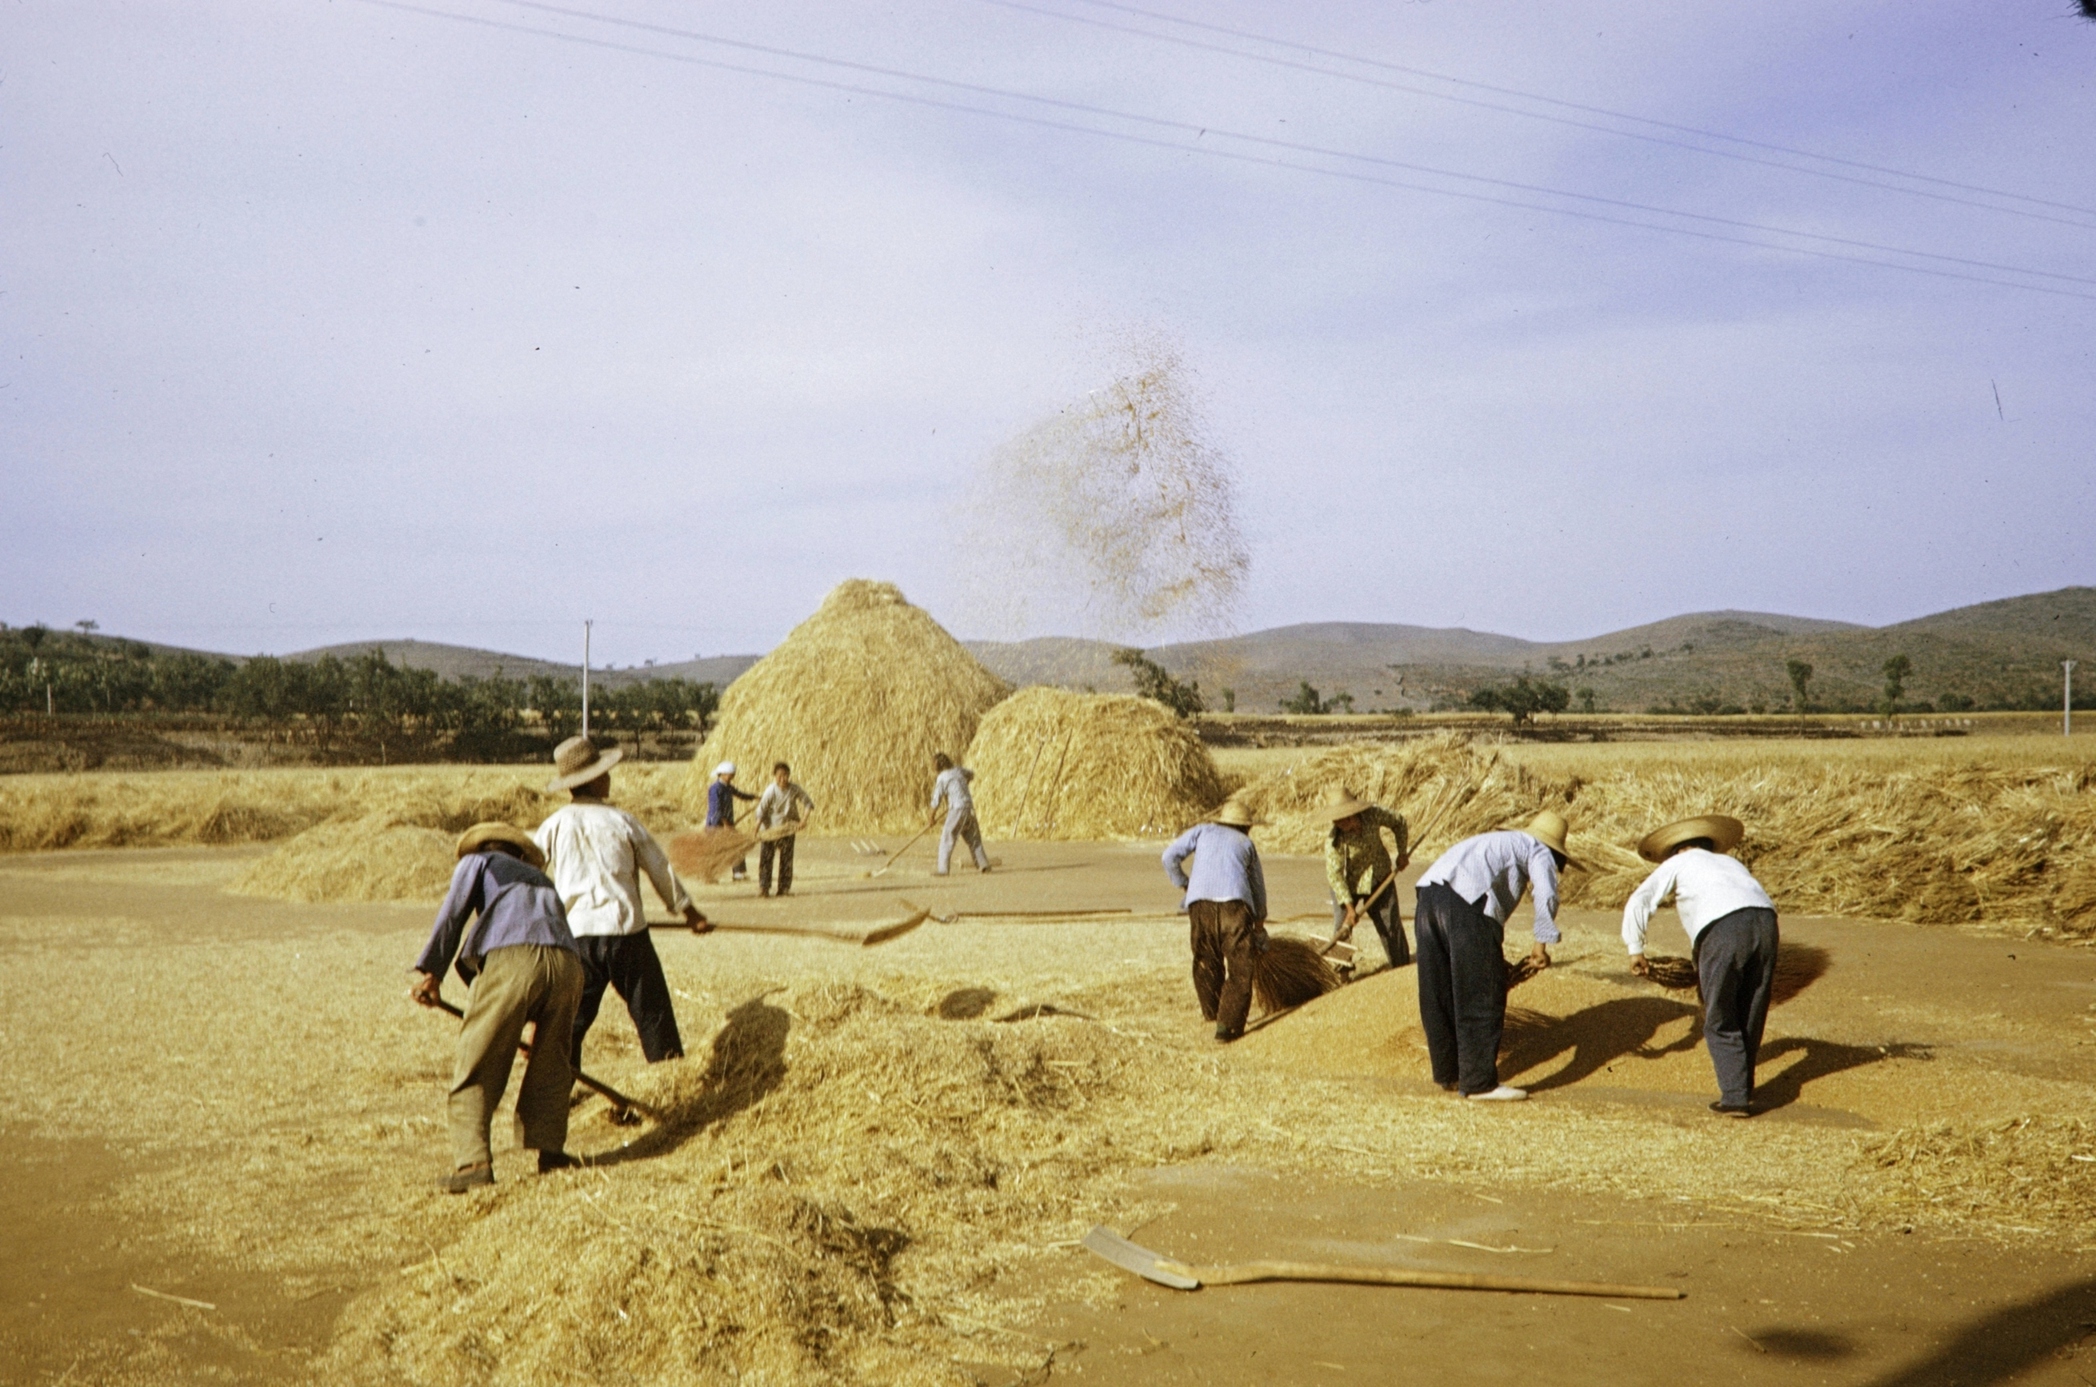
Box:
[1622,815,1778,1119]
[706,760,757,881]
[1322,787,1412,968]
[408,822,584,1192]
[1161,799,1269,1043]
[930,752,991,875]
[754,760,816,898]
[1412,812,1573,1101]
[533,735,711,1070]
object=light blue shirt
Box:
[931,766,976,815]
[1416,829,1562,943]
[1162,822,1268,921]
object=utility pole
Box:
[2067,660,2078,737]
[582,619,593,738]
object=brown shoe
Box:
[440,1162,494,1194]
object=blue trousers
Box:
[1413,884,1507,1095]
[1695,907,1780,1107]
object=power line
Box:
[357,0,2096,300]
[1035,0,2096,221]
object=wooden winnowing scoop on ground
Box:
[1080,1227,1685,1300]
[646,908,930,947]
[427,998,661,1122]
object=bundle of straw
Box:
[1636,942,1832,1006]
[966,686,1226,840]
[1253,935,1344,1012]
[667,827,755,884]
[688,580,1011,834]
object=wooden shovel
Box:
[1081,1227,1684,1301]
[647,908,930,947]
[426,997,659,1122]
[861,816,939,879]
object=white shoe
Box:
[1467,1085,1528,1102]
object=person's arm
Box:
[1248,847,1268,926]
[1621,860,1676,968]
[930,772,947,814]
[794,786,815,825]
[1377,806,1411,871]
[1161,828,1198,890]
[410,858,482,1004]
[1527,837,1562,952]
[733,784,757,802]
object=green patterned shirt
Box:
[1326,805,1409,903]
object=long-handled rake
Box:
[424,997,660,1122]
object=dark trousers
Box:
[1332,882,1409,967]
[1414,884,1508,1095]
[570,932,684,1066]
[759,835,796,894]
[1189,899,1261,1039]
[1695,907,1780,1107]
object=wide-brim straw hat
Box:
[455,821,546,870]
[1524,810,1576,864]
[546,734,623,792]
[714,761,737,777]
[1321,787,1374,823]
[1212,799,1262,828]
[1638,814,1745,864]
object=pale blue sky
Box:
[4,1,2091,664]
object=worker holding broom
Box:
[1622,815,1779,1118]
[930,752,991,875]
[534,735,711,1069]
[1412,811,1573,1101]
[1323,787,1411,968]
[408,822,584,1192]
[1161,799,1269,1043]
[705,761,756,881]
[754,761,816,897]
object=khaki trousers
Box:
[449,944,584,1169]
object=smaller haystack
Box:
[692,581,1011,835]
[965,686,1225,840]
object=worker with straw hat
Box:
[408,822,584,1193]
[1622,815,1778,1118]
[1412,811,1574,1101]
[1322,787,1412,969]
[705,761,756,882]
[1161,799,1269,1043]
[534,735,711,1070]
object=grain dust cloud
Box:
[954,334,1250,643]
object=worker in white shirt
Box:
[930,752,990,875]
[753,762,816,897]
[1411,811,1573,1101]
[1622,815,1778,1118]
[534,735,710,1067]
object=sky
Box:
[4,1,2092,666]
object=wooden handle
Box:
[1184,1260,1684,1300]
[427,998,659,1120]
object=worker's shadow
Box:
[1500,997,1703,1092]
[585,993,790,1167]
[1859,1274,2096,1386]
[1749,1037,1932,1112]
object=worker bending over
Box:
[1323,787,1411,968]
[1622,815,1778,1118]
[409,822,584,1192]
[930,752,990,875]
[1161,799,1269,1043]
[1412,811,1573,1101]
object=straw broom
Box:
[1253,935,1343,1012]
[1635,942,1832,1006]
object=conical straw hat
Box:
[1321,786,1375,822]
[1637,815,1744,864]
[1212,799,1262,828]
[547,735,623,792]
[1524,810,1574,862]
[455,821,547,870]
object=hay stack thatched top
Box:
[965,686,1225,840]
[691,580,1011,834]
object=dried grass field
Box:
[3,742,2095,1384]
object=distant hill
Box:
[285,640,758,689]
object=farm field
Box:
[1,814,2092,1384]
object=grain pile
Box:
[226,781,553,903]
[1235,736,2096,937]
[965,687,1224,839]
[691,581,1012,835]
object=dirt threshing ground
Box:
[2,833,2094,1385]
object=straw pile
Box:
[1235,736,2096,937]
[1862,1117,2096,1233]
[228,782,557,903]
[690,581,1011,835]
[965,687,1225,840]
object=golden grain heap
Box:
[228,780,554,903]
[691,581,1011,835]
[964,686,1225,840]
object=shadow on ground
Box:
[1501,996,1702,1091]
[586,994,790,1166]
[1861,1275,2096,1386]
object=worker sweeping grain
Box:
[1322,787,1412,969]
[754,761,816,897]
[1622,815,1780,1119]
[1161,799,1268,1043]
[534,736,711,1068]
[1412,811,1573,1101]
[705,761,756,881]
[407,822,585,1192]
[930,752,991,875]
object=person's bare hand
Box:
[408,971,443,1008]
[1394,853,1411,872]
[685,904,714,935]
[1629,954,1650,977]
[1335,904,1358,942]
[1528,943,1551,970]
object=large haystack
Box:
[964,687,1225,840]
[691,581,1011,834]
